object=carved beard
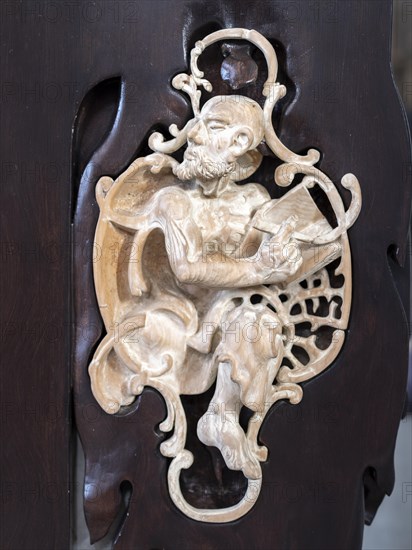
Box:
[174,146,235,182]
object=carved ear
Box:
[230,128,254,158]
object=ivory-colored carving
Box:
[88,28,362,522]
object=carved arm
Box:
[155,190,302,288]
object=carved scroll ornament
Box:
[87,28,362,522]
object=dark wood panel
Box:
[0,1,410,549]
[0,4,74,548]
[73,2,411,549]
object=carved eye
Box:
[207,121,226,131]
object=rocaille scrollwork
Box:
[87,28,362,522]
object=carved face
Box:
[174,96,264,193]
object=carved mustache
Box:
[178,146,235,180]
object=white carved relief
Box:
[88,28,362,522]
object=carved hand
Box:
[255,215,303,283]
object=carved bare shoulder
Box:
[239,182,271,209]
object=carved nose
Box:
[187,120,206,145]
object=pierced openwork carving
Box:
[87,28,362,522]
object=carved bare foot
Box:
[197,363,261,479]
[197,407,261,479]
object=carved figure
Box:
[88,28,362,522]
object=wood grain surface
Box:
[1,1,410,549]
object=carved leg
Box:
[197,362,261,480]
